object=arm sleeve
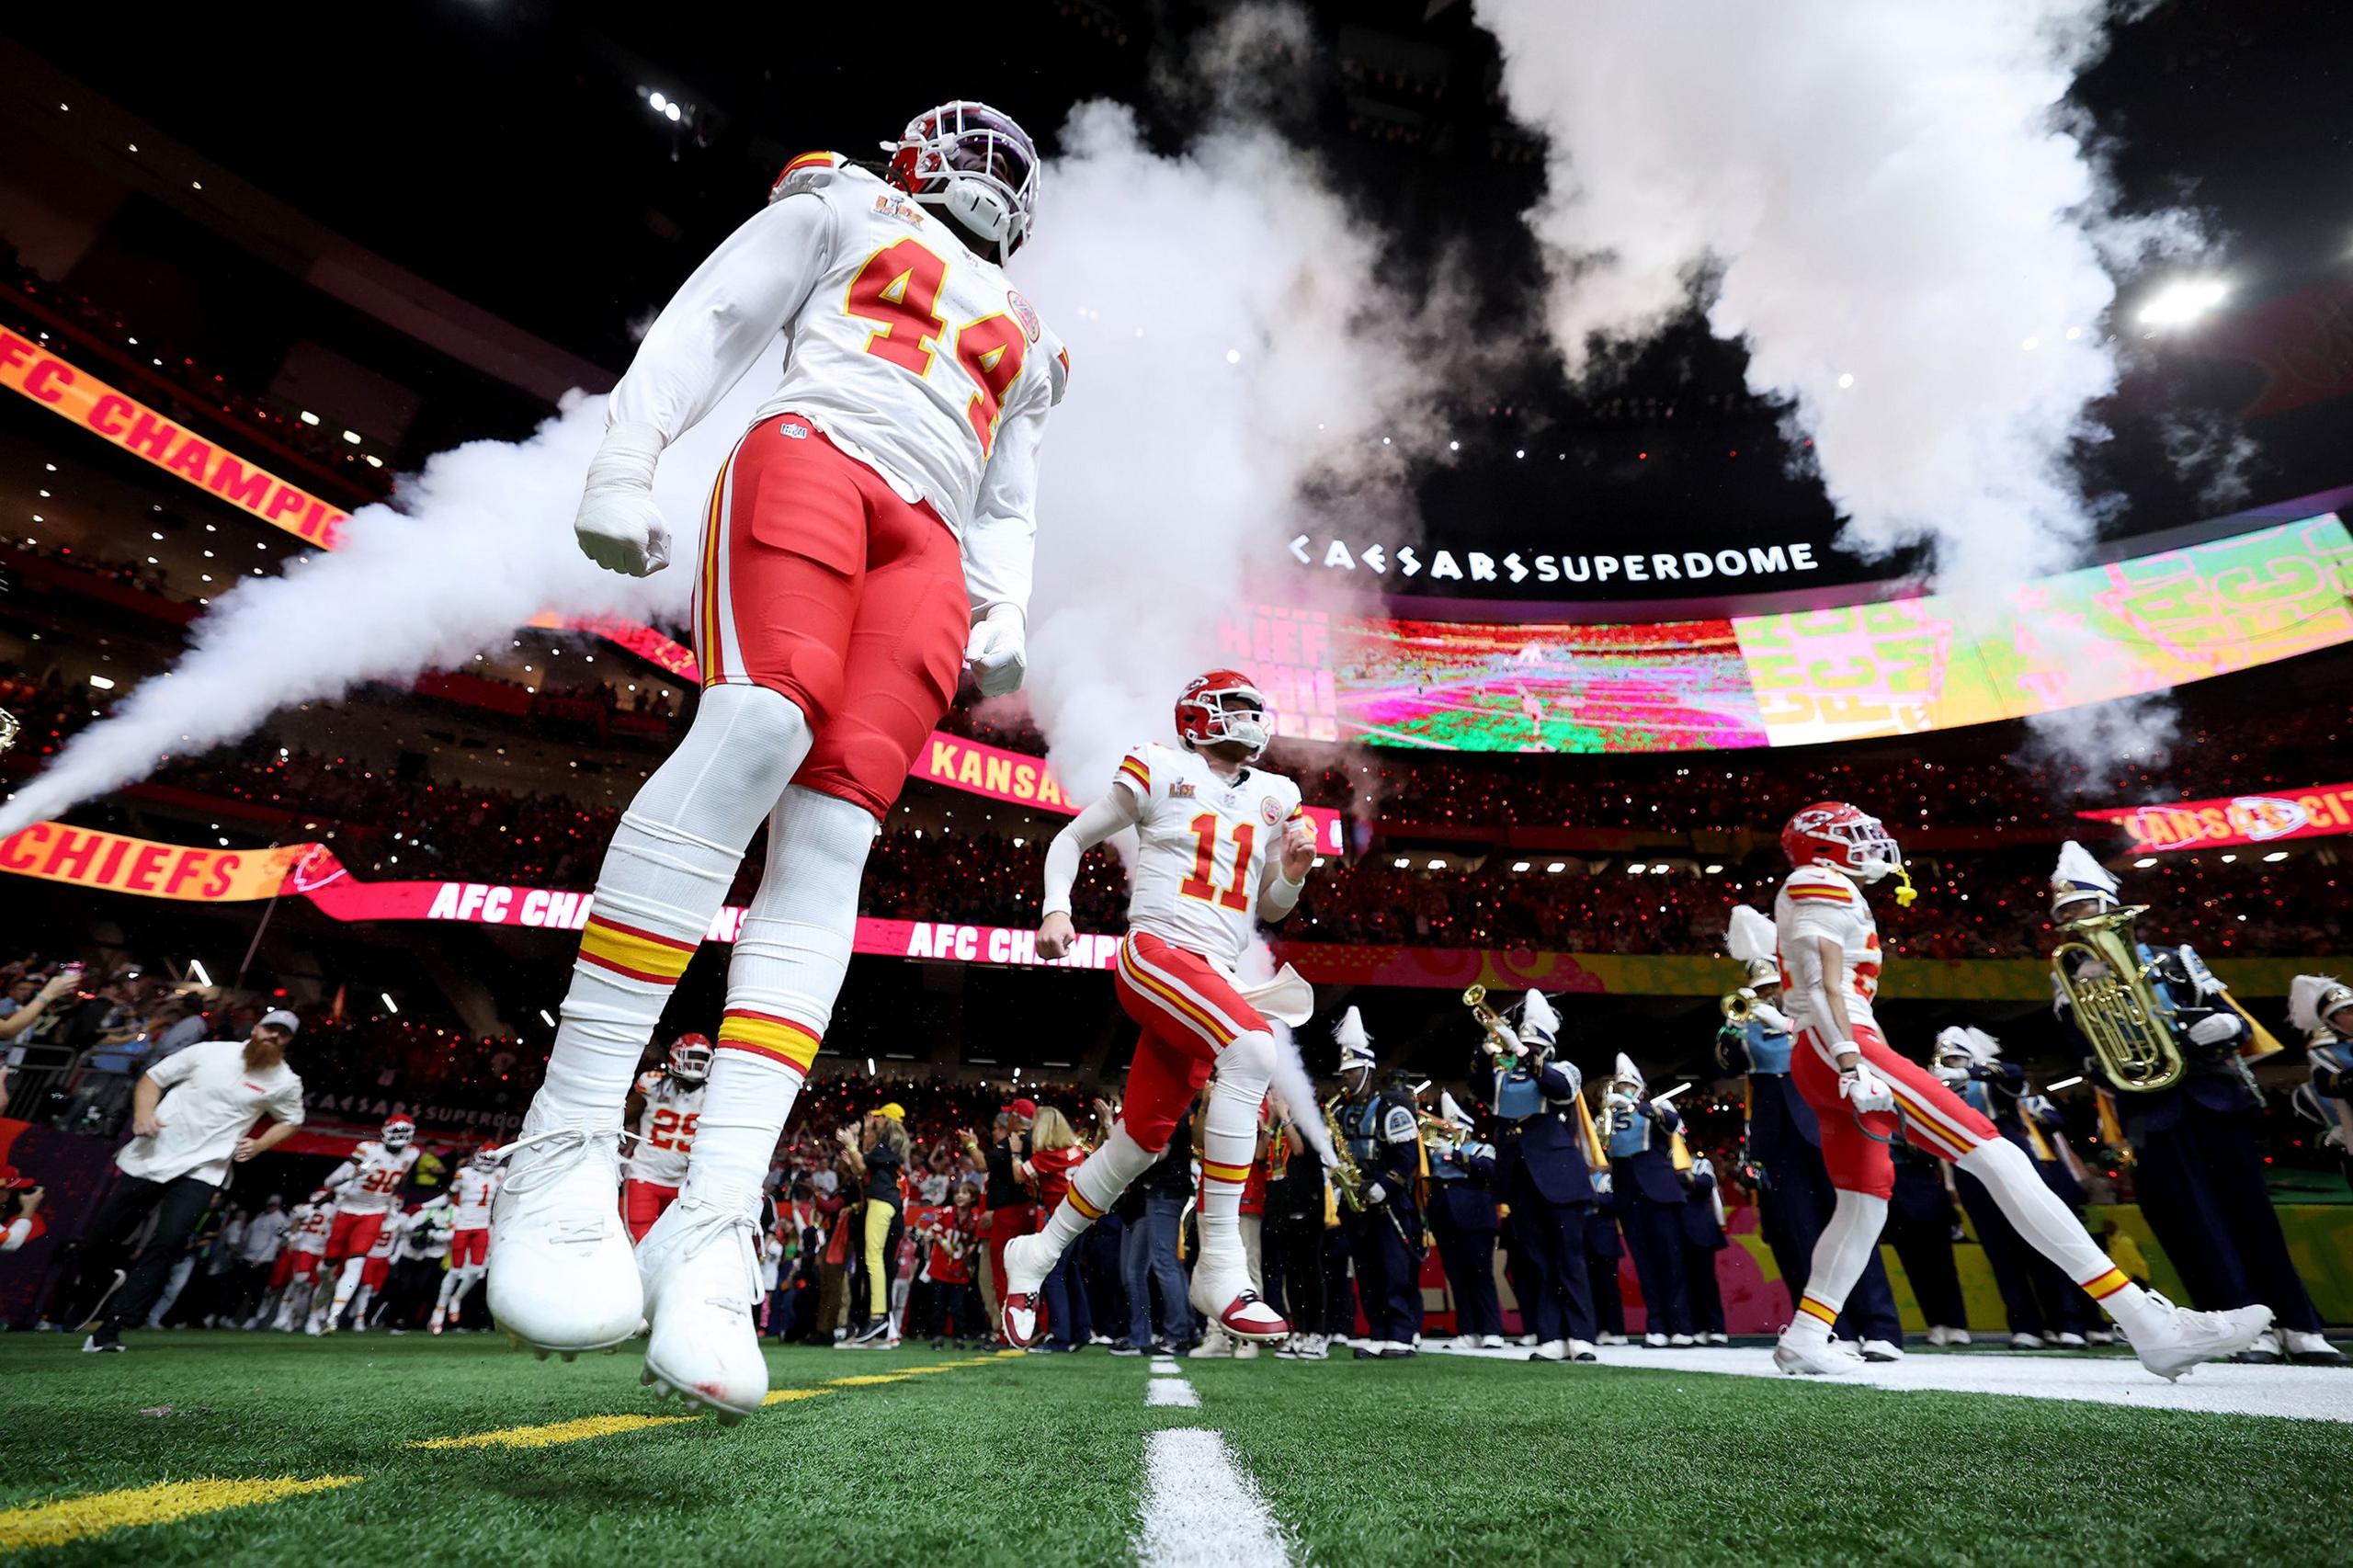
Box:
[145,1044,203,1089]
[604,193,835,448]
[268,1077,305,1127]
[961,382,1049,619]
[1040,787,1144,919]
[322,1160,358,1192]
[1536,1058,1583,1101]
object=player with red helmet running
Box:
[494,98,1067,1420]
[1767,801,2268,1381]
[1005,671,1319,1348]
[309,1116,421,1334]
[621,1034,712,1243]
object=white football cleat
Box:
[1774,1335,1865,1377]
[637,1196,767,1422]
[2126,1296,2271,1381]
[486,1122,641,1357]
[1529,1339,1569,1362]
[1188,1261,1290,1345]
[1643,1331,1668,1347]
[1859,1337,1904,1363]
[1479,1333,1506,1349]
[1569,1339,1598,1362]
[2052,1331,2088,1349]
[998,1231,1052,1348]
[2286,1328,2348,1366]
[2009,1332,2046,1350]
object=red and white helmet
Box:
[884,101,1040,257]
[381,1115,416,1151]
[308,1187,333,1206]
[1781,801,1903,882]
[1175,670,1271,761]
[668,1032,713,1084]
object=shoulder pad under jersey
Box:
[767,151,868,204]
[1784,865,1857,901]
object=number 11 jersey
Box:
[1113,742,1305,972]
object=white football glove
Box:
[1485,1022,1524,1058]
[963,604,1028,697]
[1364,1180,1388,1206]
[1840,1060,1895,1115]
[574,423,672,578]
[2186,1013,2241,1047]
[1749,1001,1791,1033]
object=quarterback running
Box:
[490,100,1068,1420]
[1762,801,2269,1381]
[1001,670,1318,1348]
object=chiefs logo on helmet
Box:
[1781,801,1913,902]
[667,1033,714,1084]
[1176,671,1272,762]
[882,101,1040,256]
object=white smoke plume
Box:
[3,93,1444,848]
[1472,0,2200,770]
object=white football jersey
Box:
[330,1141,420,1216]
[1114,742,1307,971]
[366,1211,405,1260]
[1773,864,1885,1036]
[290,1202,332,1256]
[628,1071,707,1187]
[449,1166,498,1230]
[607,155,1068,614]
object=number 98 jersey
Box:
[1114,742,1305,972]
[628,1071,707,1187]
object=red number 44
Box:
[845,238,1028,457]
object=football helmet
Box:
[668,1032,714,1084]
[884,101,1040,256]
[1783,801,1916,904]
[381,1115,416,1151]
[1175,669,1271,761]
[308,1187,333,1206]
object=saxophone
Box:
[2050,904,2187,1094]
[1321,1095,1368,1211]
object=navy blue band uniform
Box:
[1602,1053,1691,1344]
[1934,1029,2093,1344]
[1477,990,1598,1358]
[1425,1111,1504,1344]
[1340,1085,1425,1358]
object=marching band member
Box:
[1476,992,1597,1362]
[2052,846,2342,1367]
[1931,1028,2093,1349]
[1884,1142,1970,1346]
[1680,1153,1731,1346]
[1423,1091,1506,1351]
[1334,1011,1424,1360]
[1721,907,1904,1358]
[2291,976,2353,1194]
[1602,1055,1692,1347]
[1771,806,2265,1379]
[1584,1190,1628,1346]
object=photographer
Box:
[68,1009,306,1353]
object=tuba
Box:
[2050,905,2186,1094]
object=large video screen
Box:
[1231,514,2353,754]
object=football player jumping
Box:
[308,1116,421,1335]
[1766,801,2268,1381]
[1001,671,1317,1348]
[621,1034,711,1243]
[434,1146,501,1334]
[491,101,1067,1420]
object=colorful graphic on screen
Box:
[1263,512,2351,754]
[1336,619,1768,752]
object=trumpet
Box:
[1720,986,1758,1026]
[1464,983,1518,1054]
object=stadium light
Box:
[87,675,115,690]
[867,1058,877,1075]
[299,410,320,426]
[2133,856,2158,868]
[1703,863,1724,873]
[342,429,362,445]
[648,90,667,112]
[1626,862,1647,875]
[188,959,211,987]
[2263,850,2290,862]
[1392,856,1410,869]
[2138,278,2228,328]
[2047,1075,2085,1092]
[381,993,399,1014]
[1224,348,1241,364]
[1545,861,1565,874]
[1426,858,1445,870]
[1510,860,1530,872]
[539,1008,555,1028]
[2220,853,2237,864]
[1836,373,1854,389]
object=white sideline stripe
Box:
[1150,1368,1186,1379]
[1423,1342,2353,1425]
[1146,1379,1201,1407]
[1149,1359,1179,1372]
[1135,1427,1290,1568]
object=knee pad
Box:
[1213,1030,1279,1090]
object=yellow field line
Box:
[825,1374,913,1387]
[0,1475,361,1553]
[763,1389,831,1405]
[409,1415,697,1450]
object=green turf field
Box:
[0,1334,2338,1566]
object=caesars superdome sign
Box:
[1286,530,1850,598]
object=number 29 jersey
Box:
[1112,743,1306,973]
[627,1072,707,1188]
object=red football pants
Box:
[621,1179,681,1244]
[692,412,971,821]
[449,1228,489,1269]
[1790,1022,1998,1199]
[324,1210,387,1265]
[1112,931,1270,1153]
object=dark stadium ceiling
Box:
[8,0,2349,587]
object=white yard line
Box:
[1145,1379,1201,1408]
[1422,1341,2353,1424]
[1134,1427,1290,1568]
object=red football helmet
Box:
[1780,801,1902,881]
[884,101,1040,256]
[1176,670,1271,761]
[668,1032,713,1084]
[381,1115,416,1151]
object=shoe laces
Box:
[668,1201,758,1303]
[494,1126,621,1197]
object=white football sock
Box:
[435,1269,460,1315]
[1953,1138,2158,1333]
[684,786,876,1217]
[533,686,812,1129]
[326,1256,366,1316]
[1786,1188,1888,1346]
[1037,1121,1160,1256]
[1198,1032,1276,1275]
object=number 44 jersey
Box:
[1113,742,1307,972]
[628,1072,706,1188]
